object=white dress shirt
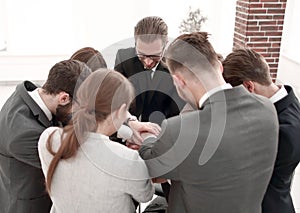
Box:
[199,83,233,108]
[269,85,288,104]
[28,88,52,121]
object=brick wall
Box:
[234,0,287,80]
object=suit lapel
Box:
[17,81,52,128]
[147,63,169,103]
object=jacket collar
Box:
[274,85,299,113]
[17,81,53,127]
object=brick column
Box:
[233,0,287,80]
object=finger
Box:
[147,123,161,135]
[131,133,143,145]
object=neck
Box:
[257,83,280,98]
[95,117,116,137]
[193,74,227,104]
[38,88,57,114]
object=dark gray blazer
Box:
[262,85,300,213]
[139,86,279,213]
[114,47,185,125]
[0,81,52,213]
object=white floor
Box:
[0,84,299,212]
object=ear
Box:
[172,73,186,88]
[115,103,127,119]
[243,81,255,93]
[218,60,224,74]
[58,92,71,106]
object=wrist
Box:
[124,115,137,126]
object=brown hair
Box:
[45,69,134,192]
[222,48,272,86]
[70,47,107,72]
[166,32,219,76]
[134,16,168,43]
[42,60,91,97]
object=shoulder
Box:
[38,127,62,169]
[38,127,62,152]
[108,140,143,160]
[116,47,136,58]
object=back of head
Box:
[70,47,107,72]
[72,69,134,139]
[166,32,219,77]
[42,59,92,98]
[222,48,272,86]
[46,69,134,192]
[134,16,168,43]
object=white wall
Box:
[0,0,236,81]
[277,0,300,98]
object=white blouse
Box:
[38,127,154,213]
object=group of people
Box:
[0,16,299,213]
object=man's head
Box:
[222,48,272,94]
[42,59,91,124]
[165,32,223,108]
[134,16,168,69]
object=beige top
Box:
[38,127,154,213]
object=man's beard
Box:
[56,103,72,126]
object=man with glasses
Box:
[114,16,185,126]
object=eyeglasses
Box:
[136,53,163,61]
[135,44,166,61]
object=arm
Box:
[125,153,155,203]
[124,112,161,146]
[138,120,180,180]
[8,127,44,168]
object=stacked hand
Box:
[126,120,161,150]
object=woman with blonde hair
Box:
[38,70,154,213]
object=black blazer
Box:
[0,81,52,213]
[262,85,300,213]
[114,47,185,125]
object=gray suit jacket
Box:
[0,81,52,213]
[139,86,279,213]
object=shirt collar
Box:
[199,83,232,108]
[28,88,52,121]
[269,85,288,103]
[145,63,159,79]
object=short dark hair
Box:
[222,48,272,86]
[42,59,91,98]
[166,32,219,76]
[134,16,168,43]
[70,47,107,72]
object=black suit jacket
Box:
[0,81,52,213]
[114,47,185,125]
[262,85,300,213]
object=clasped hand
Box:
[126,120,161,150]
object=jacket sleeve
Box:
[125,153,155,203]
[8,128,43,169]
[139,119,180,180]
[7,112,46,169]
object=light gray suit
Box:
[139,86,279,213]
[0,81,52,213]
